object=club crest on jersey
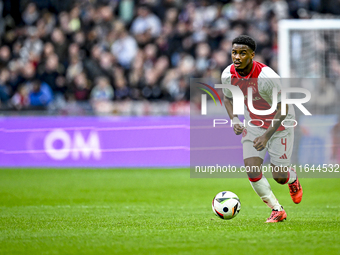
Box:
[242,129,247,137]
[244,84,260,101]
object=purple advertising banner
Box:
[190,117,244,166]
[1,116,192,167]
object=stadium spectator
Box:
[39,54,61,92]
[18,62,36,85]
[11,84,30,110]
[113,66,129,100]
[83,44,104,80]
[66,56,83,82]
[90,76,114,101]
[111,21,138,69]
[0,46,11,67]
[71,72,91,102]
[51,28,68,63]
[29,79,53,107]
[0,68,11,103]
[22,3,39,26]
[130,5,162,41]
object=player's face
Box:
[231,44,255,70]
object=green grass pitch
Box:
[0,169,339,255]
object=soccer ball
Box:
[212,191,241,220]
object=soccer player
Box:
[221,35,303,223]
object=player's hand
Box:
[253,135,268,151]
[233,124,244,135]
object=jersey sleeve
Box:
[221,65,233,98]
[258,67,282,106]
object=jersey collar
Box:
[235,61,256,80]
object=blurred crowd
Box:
[0,0,339,114]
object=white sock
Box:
[287,168,297,184]
[250,174,282,211]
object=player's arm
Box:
[224,96,244,135]
[253,103,288,151]
[221,66,244,135]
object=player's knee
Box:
[247,171,262,181]
[246,166,262,178]
[271,164,289,184]
[273,176,287,184]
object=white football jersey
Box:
[221,61,295,130]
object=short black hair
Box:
[232,35,256,52]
